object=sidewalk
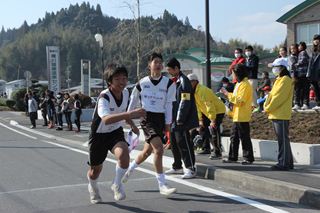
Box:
[3,111,320,209]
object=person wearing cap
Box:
[188,73,226,160]
[220,64,255,165]
[264,58,294,171]
[164,58,198,179]
[307,34,320,109]
[255,86,271,113]
[257,71,271,94]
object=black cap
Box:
[313,34,320,41]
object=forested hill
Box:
[0,2,270,86]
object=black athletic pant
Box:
[294,77,310,106]
[57,112,63,127]
[228,122,254,162]
[211,113,224,156]
[41,110,48,126]
[75,110,81,131]
[170,129,196,171]
[29,112,37,127]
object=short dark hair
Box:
[221,77,230,83]
[74,94,79,100]
[148,52,163,63]
[245,45,253,51]
[299,42,307,50]
[278,66,290,78]
[280,46,287,52]
[235,48,243,53]
[104,64,128,85]
[233,64,248,82]
[166,57,181,69]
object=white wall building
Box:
[0,80,7,96]
[5,79,26,99]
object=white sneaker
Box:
[88,183,102,204]
[292,104,300,110]
[111,183,126,201]
[181,169,196,179]
[165,168,184,175]
[121,169,132,183]
[159,184,177,196]
[312,106,320,110]
[301,104,309,110]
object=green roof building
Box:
[164,48,233,90]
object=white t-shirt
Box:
[128,76,176,124]
[94,88,129,133]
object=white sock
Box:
[128,161,139,171]
[87,173,98,187]
[156,173,166,187]
[114,164,127,186]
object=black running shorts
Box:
[140,112,165,143]
[88,127,127,166]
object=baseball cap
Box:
[187,73,199,81]
[272,58,288,67]
[262,86,271,91]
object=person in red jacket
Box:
[228,48,246,83]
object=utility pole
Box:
[136,0,141,81]
[205,0,211,88]
[17,65,20,80]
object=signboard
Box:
[46,46,61,94]
[81,59,91,96]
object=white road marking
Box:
[0,122,37,140]
[5,121,289,213]
[0,178,154,195]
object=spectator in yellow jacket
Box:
[187,73,226,159]
[264,58,294,171]
[220,64,254,165]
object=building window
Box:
[297,23,320,45]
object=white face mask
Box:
[234,53,241,58]
[223,84,228,87]
[272,67,281,76]
[245,51,252,57]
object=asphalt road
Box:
[0,112,318,213]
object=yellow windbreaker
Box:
[264,75,293,120]
[194,84,225,120]
[227,78,252,122]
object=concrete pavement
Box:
[3,111,320,210]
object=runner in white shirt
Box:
[122,52,177,196]
[86,64,145,204]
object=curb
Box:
[196,163,320,209]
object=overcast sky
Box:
[0,0,305,48]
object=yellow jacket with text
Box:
[194,83,225,120]
[264,75,293,120]
[227,78,252,122]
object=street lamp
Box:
[94,31,104,90]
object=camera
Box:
[193,135,203,147]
